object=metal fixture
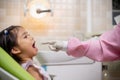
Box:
[36,9,51,14]
[24,0,53,18]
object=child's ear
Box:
[11,47,21,54]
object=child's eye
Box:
[24,35,28,38]
[24,34,30,38]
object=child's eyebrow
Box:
[21,31,28,36]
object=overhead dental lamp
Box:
[29,4,51,18]
[24,0,53,18]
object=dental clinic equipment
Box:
[24,0,53,18]
[114,15,120,24]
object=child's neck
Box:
[20,58,33,64]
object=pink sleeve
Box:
[67,24,120,61]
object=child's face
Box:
[16,27,38,60]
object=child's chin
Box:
[35,48,38,53]
[35,47,38,52]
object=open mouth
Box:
[32,41,36,48]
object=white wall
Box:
[46,62,102,80]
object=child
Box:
[0,25,51,80]
[42,23,120,62]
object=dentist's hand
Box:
[42,41,68,51]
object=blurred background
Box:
[0,0,120,80]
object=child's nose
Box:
[29,35,34,40]
[30,36,34,40]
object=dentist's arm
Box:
[67,24,120,61]
[43,24,120,62]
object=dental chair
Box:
[0,47,35,80]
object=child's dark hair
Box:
[0,25,22,63]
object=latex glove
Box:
[42,41,68,51]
